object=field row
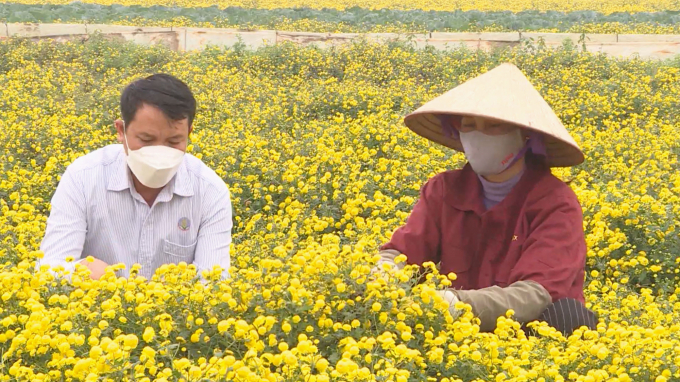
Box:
[2,0,680,13]
[2,3,680,34]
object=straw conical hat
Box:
[403,63,584,167]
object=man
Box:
[374,63,597,336]
[38,74,232,280]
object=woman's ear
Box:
[521,129,529,139]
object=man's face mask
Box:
[123,121,185,189]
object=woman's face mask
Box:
[457,117,525,176]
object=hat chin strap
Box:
[501,132,548,169]
[438,115,460,139]
[506,139,531,169]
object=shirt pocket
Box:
[158,239,197,267]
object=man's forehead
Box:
[132,104,189,124]
[128,116,189,132]
[131,125,188,138]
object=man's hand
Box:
[437,289,463,319]
[78,257,110,280]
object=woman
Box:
[376,63,597,336]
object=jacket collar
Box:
[445,154,548,215]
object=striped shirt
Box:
[37,144,232,280]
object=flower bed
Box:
[0,37,679,381]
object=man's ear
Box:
[115,119,125,143]
[188,124,193,136]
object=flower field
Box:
[1,24,680,382]
[3,3,680,34]
[3,0,680,13]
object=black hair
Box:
[120,73,196,127]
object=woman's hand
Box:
[437,289,463,319]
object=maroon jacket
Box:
[381,156,586,303]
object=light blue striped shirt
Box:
[38,144,232,280]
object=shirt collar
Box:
[106,146,194,197]
[106,148,131,192]
[172,160,194,197]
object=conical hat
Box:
[403,63,584,168]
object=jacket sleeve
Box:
[379,175,444,266]
[508,193,587,301]
[454,280,552,332]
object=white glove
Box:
[370,251,404,277]
[371,261,395,282]
[437,289,463,319]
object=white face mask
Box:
[459,129,525,176]
[123,121,185,189]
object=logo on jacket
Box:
[178,217,191,231]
